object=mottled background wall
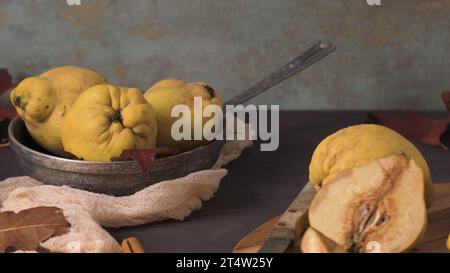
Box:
[0,0,449,110]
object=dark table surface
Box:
[1,111,449,253]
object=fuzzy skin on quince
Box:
[309,124,433,208]
[10,66,107,156]
[61,84,157,162]
[144,79,223,152]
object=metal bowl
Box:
[8,117,224,196]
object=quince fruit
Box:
[304,155,427,253]
[301,227,342,253]
[61,84,157,162]
[144,79,223,152]
[10,66,107,156]
[309,124,433,207]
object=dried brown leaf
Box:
[0,207,71,253]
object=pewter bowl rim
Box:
[8,116,222,167]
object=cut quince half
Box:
[308,154,427,253]
[301,228,341,253]
[309,124,433,208]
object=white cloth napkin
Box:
[0,139,252,253]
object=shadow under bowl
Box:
[8,117,224,196]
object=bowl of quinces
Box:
[8,66,225,196]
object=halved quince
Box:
[309,124,433,208]
[301,228,341,253]
[307,154,427,253]
[61,84,157,162]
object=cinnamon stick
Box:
[0,143,9,148]
[121,237,145,253]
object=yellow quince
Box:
[10,66,107,156]
[61,84,157,162]
[144,79,223,152]
[309,124,433,207]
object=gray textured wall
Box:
[0,0,449,110]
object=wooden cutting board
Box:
[234,183,450,253]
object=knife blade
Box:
[258,182,316,253]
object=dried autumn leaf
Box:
[0,108,16,120]
[0,109,16,146]
[441,125,450,149]
[112,147,179,175]
[0,68,16,146]
[368,112,450,149]
[150,146,179,157]
[0,118,10,147]
[0,68,14,95]
[0,206,71,253]
[442,91,450,112]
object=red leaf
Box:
[150,146,180,157]
[123,149,157,175]
[441,126,450,148]
[0,107,16,119]
[113,147,179,175]
[442,91,450,112]
[0,108,17,145]
[368,112,450,149]
[0,118,10,146]
[0,69,17,139]
[0,68,14,95]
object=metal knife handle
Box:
[258,182,316,253]
[270,182,316,241]
[225,41,336,106]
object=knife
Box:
[258,182,316,253]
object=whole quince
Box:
[61,84,157,162]
[10,66,107,156]
[309,124,433,207]
[144,79,223,152]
